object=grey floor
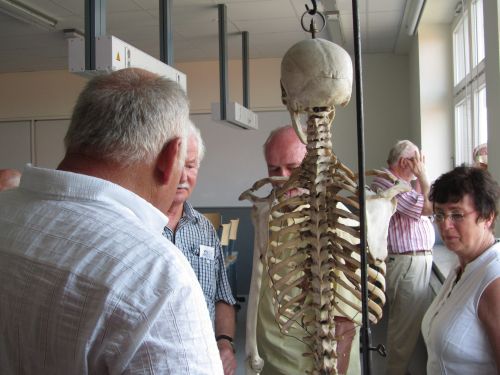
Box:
[233,296,428,375]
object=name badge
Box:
[199,245,215,260]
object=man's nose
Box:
[179,168,188,181]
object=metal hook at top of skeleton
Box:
[305,0,318,15]
[301,0,325,38]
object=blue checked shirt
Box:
[163,202,236,323]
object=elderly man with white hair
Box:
[371,140,435,375]
[163,121,237,375]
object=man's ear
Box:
[399,157,407,169]
[484,212,495,230]
[156,137,182,185]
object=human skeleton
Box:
[240,38,410,374]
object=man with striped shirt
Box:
[371,140,435,375]
[163,122,237,375]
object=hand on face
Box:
[405,150,426,180]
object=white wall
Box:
[0,53,411,207]
[362,54,411,170]
[404,22,456,186]
[178,58,283,113]
[0,71,86,119]
[189,111,290,207]
[409,35,421,145]
[417,24,454,182]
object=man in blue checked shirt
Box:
[163,121,237,375]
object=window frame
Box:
[452,0,487,166]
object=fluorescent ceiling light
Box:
[0,0,57,29]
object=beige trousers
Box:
[385,253,432,375]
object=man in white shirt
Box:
[0,68,223,374]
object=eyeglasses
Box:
[433,211,476,224]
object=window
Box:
[452,0,486,166]
[453,14,469,86]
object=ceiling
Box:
[0,0,457,74]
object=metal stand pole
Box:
[351,0,371,373]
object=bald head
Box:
[264,125,307,177]
[0,169,21,192]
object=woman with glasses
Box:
[422,166,500,374]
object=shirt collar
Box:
[182,201,199,223]
[20,165,169,234]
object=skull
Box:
[281,38,353,143]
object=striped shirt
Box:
[371,169,435,253]
[163,201,236,323]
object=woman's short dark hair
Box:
[430,166,500,229]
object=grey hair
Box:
[64,68,190,165]
[387,140,418,166]
[263,124,306,155]
[187,120,205,165]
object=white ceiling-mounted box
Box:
[68,35,186,91]
[211,101,258,130]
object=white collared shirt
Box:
[0,165,223,374]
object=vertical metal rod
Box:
[85,0,106,70]
[218,4,228,120]
[160,0,173,65]
[242,31,249,108]
[351,0,371,373]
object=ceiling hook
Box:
[305,0,318,15]
[300,5,325,38]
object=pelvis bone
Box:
[240,38,410,375]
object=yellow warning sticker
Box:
[116,52,121,61]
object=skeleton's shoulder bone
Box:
[365,180,411,261]
[239,176,287,203]
[367,179,411,200]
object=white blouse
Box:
[422,241,500,375]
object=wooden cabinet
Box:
[0,119,69,170]
[0,121,32,170]
[34,119,70,169]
